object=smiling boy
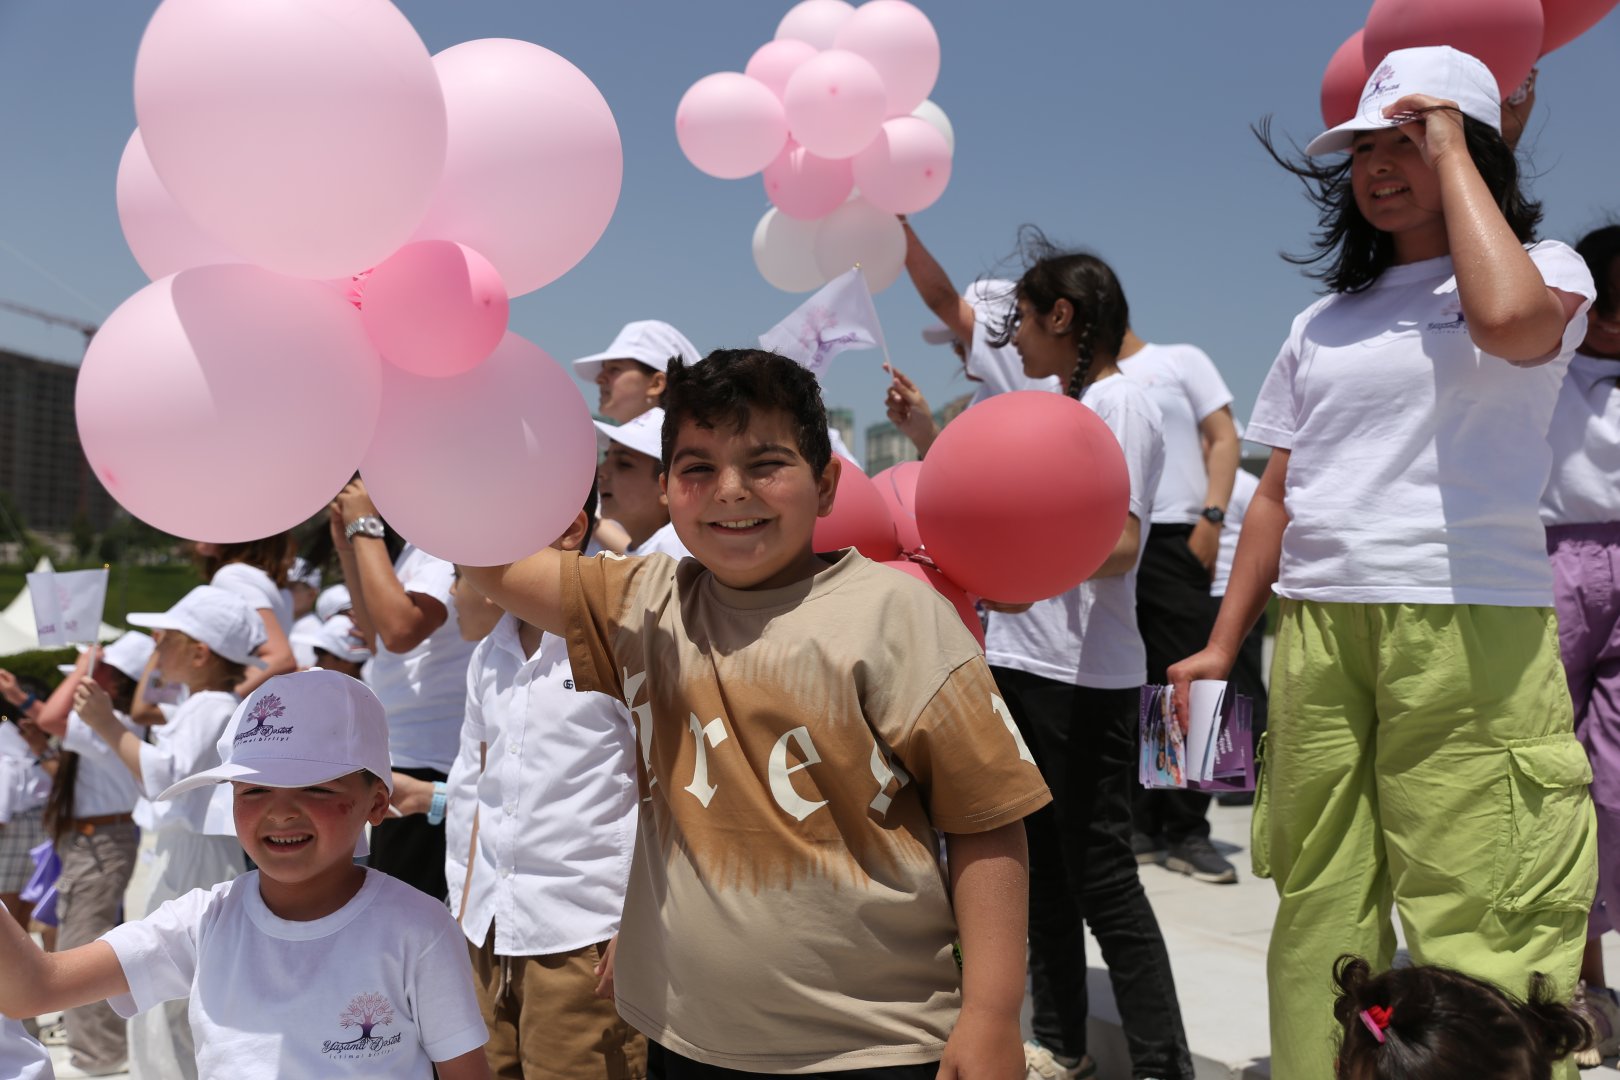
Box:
[462,349,1050,1080]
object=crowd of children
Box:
[0,39,1617,1080]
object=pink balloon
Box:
[132,0,446,280]
[763,141,855,220]
[873,461,923,553]
[116,130,243,281]
[1363,0,1543,98]
[776,0,857,48]
[851,117,951,214]
[783,50,889,159]
[915,392,1129,604]
[676,73,790,180]
[813,198,906,293]
[1321,30,1371,127]
[1541,0,1620,53]
[413,39,622,299]
[358,241,509,378]
[880,559,984,648]
[833,0,941,117]
[361,332,597,566]
[75,266,382,542]
[813,455,901,562]
[745,39,819,100]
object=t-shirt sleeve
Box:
[1244,326,1306,451]
[1529,241,1598,361]
[462,640,488,744]
[137,697,232,799]
[62,712,109,757]
[1176,346,1234,422]
[101,887,214,1018]
[399,551,456,607]
[562,551,676,702]
[411,919,489,1062]
[892,659,1052,833]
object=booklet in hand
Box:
[1138,681,1254,792]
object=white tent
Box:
[0,557,122,655]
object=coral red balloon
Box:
[1321,30,1371,127]
[880,559,984,648]
[814,455,901,562]
[915,392,1129,604]
[1540,0,1619,54]
[1363,0,1542,98]
[873,461,923,553]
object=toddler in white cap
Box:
[3,671,489,1080]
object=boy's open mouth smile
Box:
[709,518,767,533]
[263,834,313,850]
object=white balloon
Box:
[911,100,955,156]
[753,209,827,293]
[812,198,905,294]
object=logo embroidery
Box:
[233,693,294,744]
[1426,304,1468,334]
[1368,63,1398,97]
[322,992,404,1058]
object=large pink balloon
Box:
[676,73,789,180]
[833,0,941,117]
[1541,0,1620,53]
[132,0,446,280]
[851,117,952,214]
[1363,0,1543,98]
[783,50,889,159]
[915,392,1129,603]
[361,333,598,566]
[763,141,855,220]
[1321,30,1371,127]
[776,0,857,48]
[745,39,819,100]
[359,241,509,378]
[813,198,906,293]
[116,130,243,281]
[412,39,622,298]
[880,559,984,648]
[813,456,901,562]
[75,266,382,542]
[873,461,923,553]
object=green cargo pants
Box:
[1255,600,1597,1078]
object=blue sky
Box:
[1,2,1616,451]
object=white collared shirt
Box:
[452,614,637,956]
[62,709,145,818]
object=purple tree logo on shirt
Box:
[339,992,395,1040]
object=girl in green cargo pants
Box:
[1171,46,1599,1078]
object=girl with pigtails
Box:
[1169,46,1598,1077]
[984,231,1194,1079]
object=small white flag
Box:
[28,568,109,647]
[758,267,888,377]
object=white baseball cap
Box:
[292,614,372,666]
[594,406,665,461]
[921,278,1016,344]
[315,584,352,624]
[60,631,155,679]
[127,586,268,669]
[158,669,393,801]
[1306,46,1501,157]
[573,321,701,381]
[288,557,322,592]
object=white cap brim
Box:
[126,611,268,669]
[1305,115,1396,156]
[158,757,393,802]
[921,323,956,345]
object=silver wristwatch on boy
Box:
[344,515,386,541]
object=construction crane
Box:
[0,299,98,348]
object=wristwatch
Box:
[1200,506,1226,526]
[344,515,386,541]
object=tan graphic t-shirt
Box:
[563,547,1051,1072]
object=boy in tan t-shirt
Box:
[463,348,1050,1080]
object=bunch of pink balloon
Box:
[80,0,610,562]
[1318,0,1617,126]
[674,0,953,295]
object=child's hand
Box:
[937,1005,1023,1080]
[1383,94,1467,170]
[72,677,117,732]
[388,772,435,816]
[1166,645,1234,735]
[0,669,22,707]
[593,934,619,1000]
[885,364,940,453]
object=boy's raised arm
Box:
[939,822,1030,1080]
[459,549,569,638]
[0,906,129,1019]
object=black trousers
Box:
[368,765,448,901]
[992,668,1194,1080]
[1133,524,1219,844]
[650,1042,936,1080]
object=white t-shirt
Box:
[965,317,1060,406]
[363,545,477,773]
[289,612,323,669]
[1118,342,1233,524]
[103,870,486,1079]
[0,1017,52,1080]
[1542,352,1620,526]
[456,616,637,956]
[132,690,240,837]
[1212,468,1261,598]
[630,521,691,560]
[61,710,145,818]
[1246,241,1595,605]
[0,723,49,820]
[985,374,1164,688]
[210,563,293,640]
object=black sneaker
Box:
[1131,832,1167,865]
[1165,836,1238,884]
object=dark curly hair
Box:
[1576,223,1620,324]
[1332,955,1591,1080]
[1256,112,1543,294]
[988,226,1130,401]
[660,349,832,477]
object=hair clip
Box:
[1360,1005,1393,1045]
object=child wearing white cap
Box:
[71,585,265,1080]
[1172,45,1599,1076]
[573,320,701,425]
[288,558,326,669]
[0,671,490,1079]
[595,408,691,560]
[195,534,298,694]
[291,614,373,681]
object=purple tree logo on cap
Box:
[234,692,294,744]
[1369,64,1398,96]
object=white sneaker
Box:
[1023,1041,1093,1080]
